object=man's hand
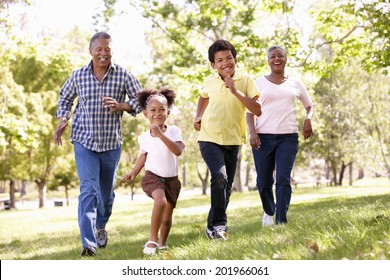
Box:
[53,118,68,146]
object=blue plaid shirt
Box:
[56,61,142,152]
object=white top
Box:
[138,125,184,177]
[253,76,313,134]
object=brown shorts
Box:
[141,171,181,208]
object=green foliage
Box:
[307,0,390,75]
[9,43,76,92]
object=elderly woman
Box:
[246,46,314,226]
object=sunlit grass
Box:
[0,178,389,260]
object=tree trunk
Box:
[331,160,338,186]
[375,124,390,180]
[65,185,69,206]
[349,162,353,186]
[233,148,242,192]
[36,180,46,208]
[338,161,347,186]
[182,164,187,187]
[245,161,251,187]
[9,180,16,209]
[357,168,364,179]
[196,163,209,195]
[20,180,27,198]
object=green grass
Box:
[0,178,389,260]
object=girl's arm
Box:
[122,153,147,183]
[150,124,184,156]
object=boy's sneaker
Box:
[214,225,228,241]
[262,213,274,227]
[96,228,108,248]
[80,246,97,257]
[206,226,228,240]
[205,227,214,239]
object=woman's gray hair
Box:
[267,45,287,57]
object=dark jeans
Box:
[252,134,298,224]
[199,141,240,229]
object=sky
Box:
[5,0,152,74]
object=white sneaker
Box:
[262,213,274,227]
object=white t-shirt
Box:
[254,76,313,134]
[138,125,184,177]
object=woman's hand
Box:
[249,131,261,149]
[303,119,313,139]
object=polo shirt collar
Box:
[214,71,243,81]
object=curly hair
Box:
[137,87,176,110]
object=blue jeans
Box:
[252,134,298,224]
[74,142,121,248]
[199,141,239,229]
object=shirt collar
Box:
[213,71,243,81]
[86,61,117,73]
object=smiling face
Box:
[211,50,237,79]
[143,96,170,127]
[267,47,287,74]
[89,38,112,69]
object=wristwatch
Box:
[59,117,68,122]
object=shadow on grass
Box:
[2,193,389,260]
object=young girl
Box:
[123,87,185,255]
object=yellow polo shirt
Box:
[198,72,260,145]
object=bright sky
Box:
[6,0,152,74]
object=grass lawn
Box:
[0,178,389,260]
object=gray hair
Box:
[89,32,111,48]
[267,45,287,57]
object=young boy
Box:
[194,39,261,240]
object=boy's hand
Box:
[194,118,201,131]
[224,76,237,93]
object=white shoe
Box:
[262,213,274,227]
[143,241,159,255]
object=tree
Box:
[303,0,390,75]
[311,60,390,185]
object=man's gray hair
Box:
[89,32,111,48]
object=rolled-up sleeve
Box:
[125,72,142,116]
[56,74,77,119]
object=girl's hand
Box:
[150,124,163,137]
[123,173,136,184]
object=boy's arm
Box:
[194,97,209,131]
[225,76,262,116]
[122,153,147,183]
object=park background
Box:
[0,0,389,265]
